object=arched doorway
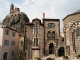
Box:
[3,52,8,60]
[49,43,54,54]
[58,47,65,57]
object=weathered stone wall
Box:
[63,13,80,58]
[26,19,44,58]
[43,19,60,55]
[63,13,80,26]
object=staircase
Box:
[55,57,63,60]
[41,54,55,60]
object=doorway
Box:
[3,52,8,60]
[49,43,54,54]
[58,47,65,56]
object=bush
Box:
[16,51,23,60]
[63,56,68,59]
[77,55,80,57]
[46,57,53,60]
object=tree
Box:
[17,51,23,60]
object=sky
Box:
[0,0,80,31]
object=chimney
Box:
[43,12,45,19]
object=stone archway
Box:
[58,47,65,57]
[49,43,54,54]
[3,52,8,60]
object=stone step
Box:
[55,57,63,60]
[41,54,55,60]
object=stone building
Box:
[10,4,20,14]
[63,10,80,58]
[25,13,64,59]
[0,24,19,60]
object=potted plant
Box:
[46,57,52,60]
[63,56,69,60]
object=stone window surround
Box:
[47,31,56,38]
[48,23,55,28]
[33,37,39,46]
[33,27,39,34]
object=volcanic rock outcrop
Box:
[2,4,29,33]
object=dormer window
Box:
[48,23,54,28]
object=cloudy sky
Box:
[0,0,80,31]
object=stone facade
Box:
[63,11,80,58]
[25,18,61,59]
[43,19,60,56]
[26,18,44,59]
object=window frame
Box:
[52,31,55,38]
[47,31,51,38]
[12,32,16,37]
[48,23,55,28]
[4,40,9,46]
[76,28,80,36]
[12,51,14,56]
[33,27,39,34]
[11,41,15,46]
[34,38,39,46]
[5,29,9,35]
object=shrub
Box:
[63,56,68,59]
[16,51,23,60]
[46,57,52,60]
[77,55,80,57]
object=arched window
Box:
[47,31,50,38]
[52,31,55,38]
[3,52,8,60]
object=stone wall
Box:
[63,13,80,58]
[43,19,60,55]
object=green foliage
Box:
[16,51,23,60]
[63,56,68,59]
[77,54,80,57]
[46,57,52,60]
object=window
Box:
[34,38,38,46]
[11,41,15,46]
[47,31,50,38]
[21,41,23,46]
[76,28,80,36]
[12,51,14,56]
[48,23,54,28]
[4,40,9,46]
[52,31,55,38]
[34,28,39,34]
[12,32,16,37]
[5,29,9,35]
